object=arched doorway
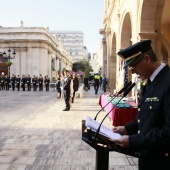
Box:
[119,12,132,90]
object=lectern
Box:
[82,120,139,170]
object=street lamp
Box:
[3,49,16,79]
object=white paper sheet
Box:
[85,116,121,139]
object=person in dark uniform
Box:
[1,73,5,90]
[4,75,10,91]
[11,74,16,91]
[21,75,26,91]
[110,40,170,170]
[16,75,21,91]
[32,75,37,91]
[0,74,2,90]
[26,74,31,91]
[44,75,50,91]
[72,73,79,103]
[94,73,100,94]
[38,74,43,91]
[63,70,71,111]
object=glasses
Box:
[128,56,144,70]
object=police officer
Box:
[4,75,10,91]
[44,75,50,91]
[21,75,26,91]
[16,75,21,91]
[63,70,71,111]
[94,73,100,94]
[38,74,43,91]
[110,40,170,170]
[11,74,16,91]
[1,73,5,90]
[32,75,37,91]
[26,74,31,91]
[0,74,2,90]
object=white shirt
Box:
[150,63,166,82]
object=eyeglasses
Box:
[128,56,144,70]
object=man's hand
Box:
[110,135,129,148]
[113,126,127,135]
[109,126,129,148]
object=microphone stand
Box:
[93,83,136,141]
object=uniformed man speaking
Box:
[110,40,170,170]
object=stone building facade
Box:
[0,25,72,79]
[100,0,170,93]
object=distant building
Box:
[0,23,72,78]
[50,31,87,63]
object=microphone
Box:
[94,81,132,120]
[93,83,136,140]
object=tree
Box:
[73,60,93,72]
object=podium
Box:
[82,120,139,170]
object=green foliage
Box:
[52,66,55,71]
[84,68,89,78]
[6,61,13,66]
[73,60,93,72]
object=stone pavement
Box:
[0,86,138,170]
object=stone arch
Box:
[108,32,117,92]
[119,11,132,90]
[162,38,170,64]
[140,0,165,33]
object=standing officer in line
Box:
[110,40,170,170]
[4,75,10,91]
[16,75,21,91]
[94,73,100,94]
[32,75,37,91]
[44,75,50,91]
[21,75,26,91]
[38,74,43,91]
[26,74,31,91]
[1,73,5,90]
[11,74,16,91]
[0,74,2,90]
[63,70,71,111]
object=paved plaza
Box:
[0,86,138,170]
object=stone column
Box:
[102,37,107,75]
[139,32,164,61]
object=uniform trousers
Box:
[63,90,70,109]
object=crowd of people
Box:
[0,73,50,91]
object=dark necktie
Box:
[146,78,151,91]
[141,79,151,96]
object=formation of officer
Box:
[0,73,50,92]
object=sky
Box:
[0,0,104,53]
